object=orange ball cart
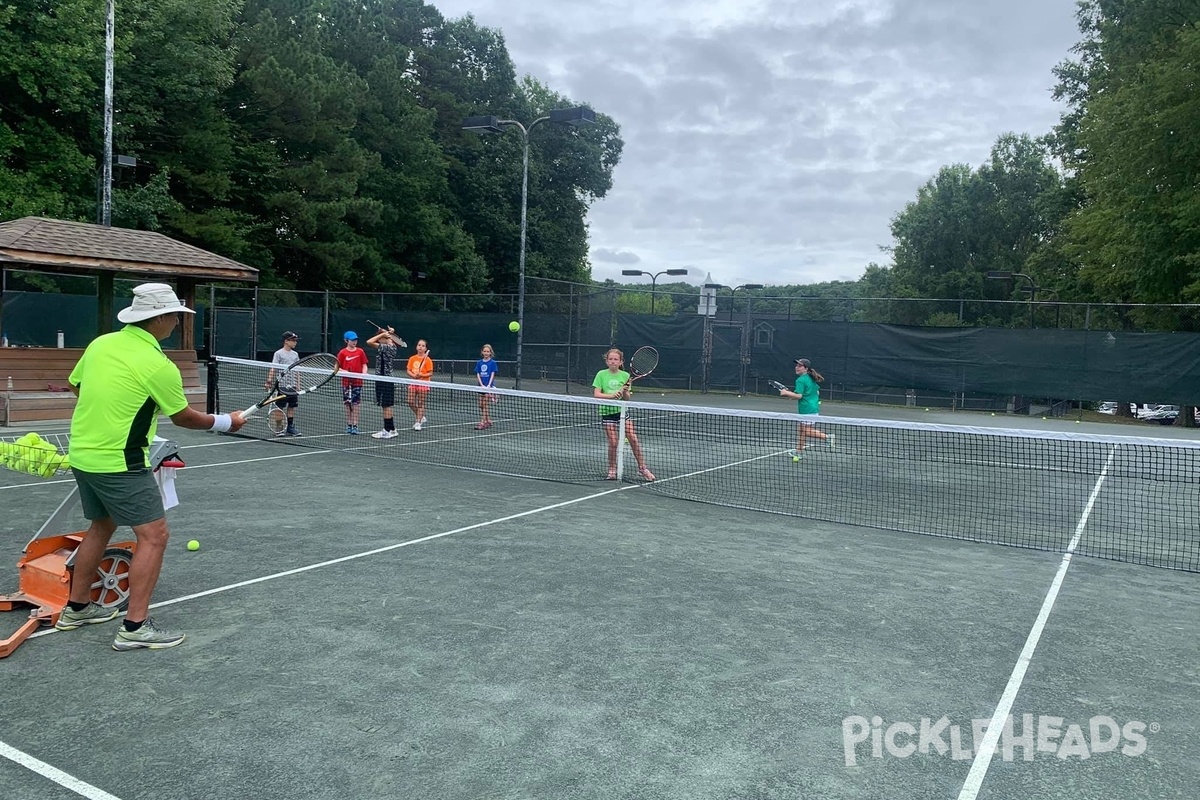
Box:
[0,435,183,658]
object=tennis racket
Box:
[266,405,288,435]
[243,353,340,421]
[366,320,407,348]
[768,380,789,392]
[620,346,659,392]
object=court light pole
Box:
[705,283,764,322]
[101,0,115,226]
[621,268,689,314]
[987,270,1038,328]
[462,107,596,388]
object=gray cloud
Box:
[591,248,641,265]
[435,0,1080,288]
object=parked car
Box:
[1138,404,1179,425]
[1097,401,1119,415]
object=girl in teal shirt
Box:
[776,358,834,458]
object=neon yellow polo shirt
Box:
[68,324,189,473]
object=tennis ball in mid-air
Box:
[187,540,200,552]
[508,321,520,333]
[792,455,800,463]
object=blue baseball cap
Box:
[344,330,358,340]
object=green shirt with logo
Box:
[68,325,190,472]
[593,368,630,416]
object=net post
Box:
[206,358,218,413]
[616,402,627,479]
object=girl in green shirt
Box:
[776,358,834,458]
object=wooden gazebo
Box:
[0,217,258,424]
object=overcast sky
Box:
[432,0,1083,289]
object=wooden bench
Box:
[1,348,204,425]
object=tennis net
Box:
[210,356,1200,572]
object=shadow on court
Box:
[1,422,1196,800]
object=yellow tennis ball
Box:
[508,321,520,333]
[187,540,200,552]
[924,408,930,412]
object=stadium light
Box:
[987,271,1038,327]
[462,106,596,387]
[622,269,690,314]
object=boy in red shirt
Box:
[337,331,370,434]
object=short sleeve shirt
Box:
[272,348,300,389]
[593,369,630,416]
[407,354,433,381]
[474,358,497,387]
[68,325,189,472]
[375,342,398,377]
[337,347,369,387]
[794,373,820,415]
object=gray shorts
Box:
[71,468,165,528]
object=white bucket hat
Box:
[117,283,194,323]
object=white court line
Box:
[0,741,124,800]
[29,447,781,640]
[12,446,783,800]
[956,445,1117,800]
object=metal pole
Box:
[101,0,115,226]
[650,275,657,315]
[516,131,529,389]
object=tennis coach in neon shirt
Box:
[59,283,245,651]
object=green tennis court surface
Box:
[1,397,1197,799]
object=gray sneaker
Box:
[112,618,186,651]
[55,603,119,630]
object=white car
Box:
[1138,405,1179,425]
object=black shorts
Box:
[375,382,395,407]
[274,390,298,409]
[601,412,622,425]
[72,468,165,527]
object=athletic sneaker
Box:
[286,427,302,437]
[474,422,493,430]
[274,428,289,437]
[412,421,423,431]
[112,618,185,651]
[372,429,398,439]
[419,416,427,425]
[345,425,353,434]
[349,425,359,435]
[606,467,618,480]
[55,603,118,630]
[638,465,656,481]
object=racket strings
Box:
[629,347,659,377]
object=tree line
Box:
[0,0,620,295]
[3,0,1198,329]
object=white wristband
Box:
[209,413,233,433]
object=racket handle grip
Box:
[241,402,263,419]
